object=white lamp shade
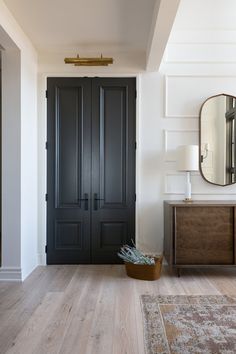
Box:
[176,145,199,171]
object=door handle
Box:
[94,193,104,210]
[78,193,89,210]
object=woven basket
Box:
[125,256,163,281]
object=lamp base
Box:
[184,172,192,201]
[183,197,193,203]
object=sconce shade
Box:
[176,145,199,171]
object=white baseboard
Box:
[0,267,22,281]
[37,253,46,265]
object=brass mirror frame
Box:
[199,92,236,187]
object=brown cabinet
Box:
[164,201,236,275]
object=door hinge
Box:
[135,194,136,202]
[45,141,48,150]
[45,90,48,99]
[135,90,137,99]
[45,193,48,202]
[45,245,47,253]
[135,142,137,150]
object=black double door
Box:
[46,77,136,264]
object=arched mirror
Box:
[199,93,236,186]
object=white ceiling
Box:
[3,0,156,54]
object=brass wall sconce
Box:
[64,54,113,66]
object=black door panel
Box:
[47,77,135,264]
[91,78,136,263]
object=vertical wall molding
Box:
[164,74,236,118]
[165,75,199,118]
[163,129,199,162]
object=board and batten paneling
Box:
[164,75,236,118]
[137,3,236,255]
[164,129,199,162]
[162,72,236,203]
[166,43,236,64]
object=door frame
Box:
[46,77,136,264]
[38,73,141,265]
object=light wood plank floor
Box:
[0,265,236,354]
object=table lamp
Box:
[176,145,199,201]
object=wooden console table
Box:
[164,200,236,276]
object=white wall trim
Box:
[166,74,236,78]
[0,267,22,281]
[164,74,236,118]
[165,60,236,65]
[165,43,236,65]
[168,29,236,45]
[163,129,199,162]
[164,75,198,118]
[168,42,236,46]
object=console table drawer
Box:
[164,201,236,275]
[175,206,234,265]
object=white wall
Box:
[0,0,38,280]
[37,0,236,259]
[1,44,21,280]
[137,0,236,254]
[2,0,236,277]
[21,50,38,280]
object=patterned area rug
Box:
[140,295,236,354]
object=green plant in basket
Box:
[117,243,155,265]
